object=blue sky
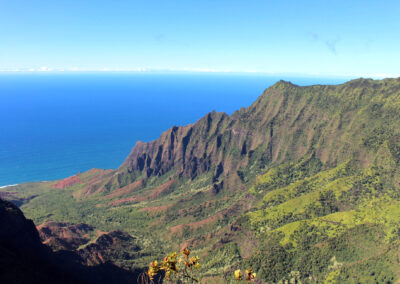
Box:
[0,0,399,77]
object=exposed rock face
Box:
[116,79,400,190]
[122,111,232,180]
[112,82,284,186]
[37,221,94,251]
[65,78,400,203]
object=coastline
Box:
[0,184,18,189]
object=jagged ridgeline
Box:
[3,77,400,283]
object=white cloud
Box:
[0,67,397,79]
[38,66,53,72]
[364,73,400,79]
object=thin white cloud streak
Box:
[0,67,399,79]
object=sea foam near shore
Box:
[0,184,18,189]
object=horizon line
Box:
[0,67,398,79]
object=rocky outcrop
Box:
[122,111,233,181]
[114,79,400,193]
[37,221,94,251]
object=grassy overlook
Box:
[3,77,400,283]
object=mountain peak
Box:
[272,80,299,89]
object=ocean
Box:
[0,73,349,186]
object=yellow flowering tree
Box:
[140,248,256,283]
[140,247,200,283]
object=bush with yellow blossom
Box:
[234,268,256,282]
[140,247,201,283]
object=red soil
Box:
[51,175,82,189]
[139,205,171,215]
[147,179,174,200]
[169,212,223,234]
[108,179,174,206]
[108,196,146,206]
[79,170,114,198]
[105,179,144,199]
[36,221,93,251]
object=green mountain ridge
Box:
[3,77,400,283]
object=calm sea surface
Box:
[0,73,350,186]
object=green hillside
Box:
[3,77,400,283]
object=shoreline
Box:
[0,181,49,189]
[0,184,18,189]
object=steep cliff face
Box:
[236,78,400,167]
[113,78,400,191]
[121,111,232,180]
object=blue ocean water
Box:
[0,73,349,186]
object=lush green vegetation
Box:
[3,78,400,282]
